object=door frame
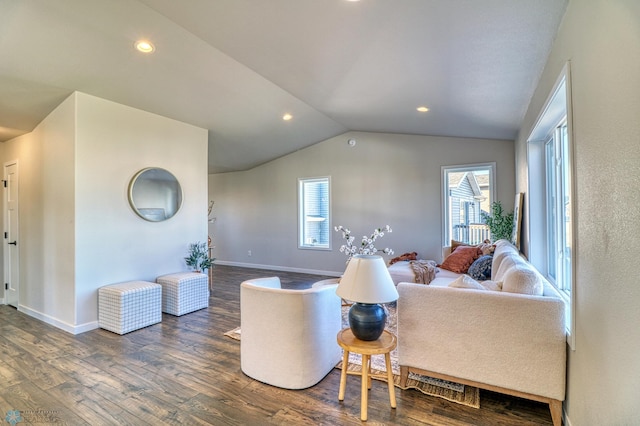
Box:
[4,160,19,307]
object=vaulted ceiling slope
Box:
[0,0,567,173]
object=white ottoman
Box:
[156,272,209,316]
[98,281,162,335]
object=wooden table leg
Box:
[338,350,349,401]
[361,354,369,421]
[336,328,397,422]
[384,352,397,409]
[208,266,213,291]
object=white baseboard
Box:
[214,260,342,277]
[564,408,572,426]
[18,304,99,335]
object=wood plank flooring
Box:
[0,265,555,425]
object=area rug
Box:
[335,354,479,408]
[224,326,241,340]
[224,304,479,408]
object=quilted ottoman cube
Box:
[156,272,209,316]
[98,281,162,334]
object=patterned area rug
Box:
[224,327,241,340]
[335,359,479,408]
[224,304,479,408]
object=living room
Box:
[0,1,639,425]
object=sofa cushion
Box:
[440,245,481,274]
[468,255,493,281]
[491,240,521,281]
[493,254,517,282]
[502,263,544,295]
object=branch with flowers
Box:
[334,225,394,263]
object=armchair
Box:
[240,277,342,389]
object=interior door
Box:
[4,162,19,307]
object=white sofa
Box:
[240,277,343,389]
[397,240,566,426]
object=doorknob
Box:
[8,241,16,246]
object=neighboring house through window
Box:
[298,177,330,249]
[442,163,495,245]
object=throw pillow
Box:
[480,280,503,291]
[450,239,494,256]
[439,245,481,274]
[478,242,496,256]
[449,275,486,290]
[389,251,418,265]
[467,255,493,281]
[450,239,470,254]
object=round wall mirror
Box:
[128,168,182,222]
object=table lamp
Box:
[336,254,399,341]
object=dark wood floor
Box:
[0,265,555,425]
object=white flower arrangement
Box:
[334,225,394,263]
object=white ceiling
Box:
[0,0,567,173]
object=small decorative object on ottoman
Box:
[156,272,209,316]
[98,281,162,335]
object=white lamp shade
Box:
[336,255,398,304]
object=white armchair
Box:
[240,277,342,389]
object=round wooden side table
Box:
[336,328,397,421]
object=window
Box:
[528,62,575,349]
[442,163,495,245]
[298,177,330,249]
[546,121,573,298]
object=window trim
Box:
[527,61,576,350]
[441,162,496,246]
[297,176,331,251]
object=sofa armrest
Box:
[397,283,566,401]
[442,246,452,261]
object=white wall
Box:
[0,95,76,324]
[74,93,208,328]
[209,131,514,275]
[0,92,208,333]
[515,0,640,424]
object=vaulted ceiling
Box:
[0,0,567,173]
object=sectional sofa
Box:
[396,240,566,426]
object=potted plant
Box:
[185,241,213,272]
[480,201,514,242]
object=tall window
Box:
[298,177,330,249]
[528,62,575,348]
[442,163,495,245]
[546,122,572,294]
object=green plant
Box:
[185,242,213,272]
[480,201,514,242]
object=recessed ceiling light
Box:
[135,40,155,53]
[417,106,430,112]
[282,113,293,121]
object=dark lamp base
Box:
[348,303,387,341]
